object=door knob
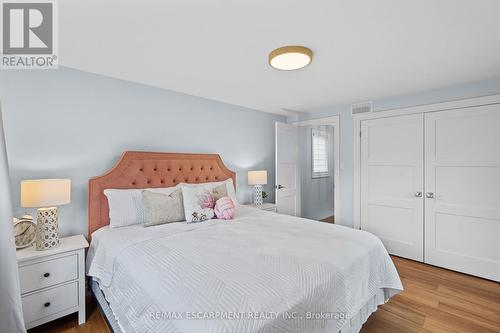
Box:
[426,192,434,199]
[414,191,422,198]
[276,184,285,190]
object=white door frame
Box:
[292,115,341,223]
[353,93,500,229]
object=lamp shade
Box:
[21,179,71,208]
[248,170,267,185]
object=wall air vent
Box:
[351,101,373,116]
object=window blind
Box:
[312,129,329,178]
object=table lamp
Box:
[20,179,71,250]
[248,170,267,206]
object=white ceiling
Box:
[60,0,500,115]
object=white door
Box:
[425,105,500,281]
[361,114,424,261]
[275,122,299,216]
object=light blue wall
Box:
[0,67,284,237]
[290,78,500,227]
[298,125,334,221]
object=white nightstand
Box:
[245,203,278,213]
[16,235,89,329]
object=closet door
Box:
[361,114,424,261]
[425,105,500,281]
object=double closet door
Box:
[360,105,500,281]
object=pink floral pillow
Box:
[198,191,216,209]
[181,186,216,223]
[214,197,236,220]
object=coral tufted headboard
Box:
[88,151,236,239]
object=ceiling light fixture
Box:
[268,46,313,71]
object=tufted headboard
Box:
[88,151,236,239]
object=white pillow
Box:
[104,186,178,228]
[178,179,238,203]
[181,185,216,223]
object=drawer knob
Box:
[44,302,51,307]
[43,272,50,278]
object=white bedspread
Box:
[87,206,402,333]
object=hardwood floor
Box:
[363,256,500,333]
[320,215,335,223]
[28,256,500,333]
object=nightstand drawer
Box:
[19,254,78,294]
[22,281,79,324]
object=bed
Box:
[86,151,403,333]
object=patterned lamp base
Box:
[253,185,263,206]
[35,207,60,251]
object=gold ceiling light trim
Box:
[268,45,313,71]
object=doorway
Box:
[294,116,340,223]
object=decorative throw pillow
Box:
[179,179,238,203]
[213,183,228,200]
[214,197,235,220]
[142,189,185,227]
[104,186,178,228]
[180,185,216,223]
